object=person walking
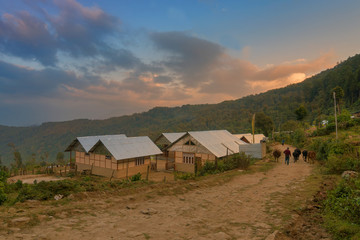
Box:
[283,147,291,165]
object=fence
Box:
[3,165,71,177]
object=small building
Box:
[165,130,247,173]
[154,132,186,151]
[65,135,162,178]
[153,132,186,170]
[65,134,127,166]
[234,133,267,159]
[233,133,266,144]
[352,111,360,118]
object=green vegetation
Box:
[198,152,252,176]
[130,172,142,181]
[290,115,360,239]
[0,175,150,206]
[0,170,8,205]
[324,177,360,240]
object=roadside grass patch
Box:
[323,176,360,240]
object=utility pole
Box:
[333,92,338,140]
[252,114,255,143]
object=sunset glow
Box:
[0,0,359,126]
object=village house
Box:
[65,134,162,178]
[154,132,186,151]
[153,132,186,171]
[233,133,267,159]
[165,130,247,173]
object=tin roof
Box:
[162,132,186,143]
[64,134,126,153]
[233,133,266,144]
[188,130,246,158]
[90,136,162,160]
[166,130,247,158]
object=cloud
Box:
[0,11,58,65]
[150,31,224,87]
[0,3,338,127]
[149,31,335,96]
[49,0,119,58]
[0,60,95,96]
[0,0,137,71]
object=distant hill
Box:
[1,54,360,166]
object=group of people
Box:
[283,147,308,165]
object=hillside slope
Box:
[1,54,360,165]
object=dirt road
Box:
[2,145,315,240]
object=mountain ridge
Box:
[1,54,360,166]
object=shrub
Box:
[292,129,306,148]
[130,173,142,182]
[0,170,8,183]
[197,153,251,176]
[326,154,360,174]
[324,177,360,239]
[16,180,83,202]
[311,127,332,137]
[15,180,23,190]
[174,172,195,180]
[0,182,7,205]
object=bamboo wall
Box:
[75,152,150,178]
[172,151,216,173]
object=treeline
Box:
[1,54,360,166]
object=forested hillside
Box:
[1,54,360,166]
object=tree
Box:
[295,105,307,121]
[25,153,37,170]
[255,112,274,137]
[56,152,66,166]
[281,120,300,131]
[332,86,344,114]
[7,143,22,169]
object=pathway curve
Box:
[3,144,313,240]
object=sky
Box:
[0,0,360,126]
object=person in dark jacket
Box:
[283,147,291,165]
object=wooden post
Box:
[90,163,94,175]
[65,165,67,175]
[75,164,78,176]
[126,160,129,180]
[146,165,150,181]
[110,170,115,181]
[156,155,158,171]
[70,151,72,169]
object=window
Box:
[184,140,195,146]
[136,157,145,166]
[85,153,90,156]
[105,155,111,160]
[182,153,194,164]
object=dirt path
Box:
[8,175,67,184]
[2,144,315,240]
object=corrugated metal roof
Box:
[188,130,247,158]
[162,132,186,143]
[233,133,265,144]
[91,136,162,160]
[65,134,126,153]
